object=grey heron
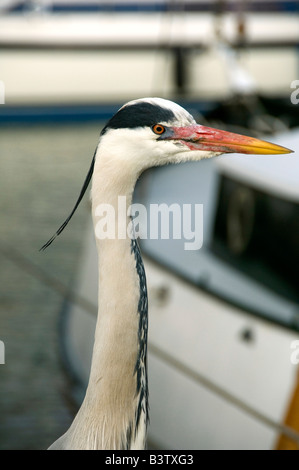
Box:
[42,97,291,450]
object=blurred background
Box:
[1,0,299,450]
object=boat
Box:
[59,122,299,449]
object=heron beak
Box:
[170,124,293,155]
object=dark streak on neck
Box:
[130,237,149,441]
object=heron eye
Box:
[152,124,166,135]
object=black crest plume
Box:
[40,100,174,251]
[40,150,96,251]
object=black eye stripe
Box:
[102,102,175,134]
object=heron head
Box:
[99,97,292,173]
[41,97,292,251]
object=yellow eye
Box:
[152,124,166,135]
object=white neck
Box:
[51,150,148,450]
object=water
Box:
[0,122,102,449]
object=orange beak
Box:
[169,124,293,155]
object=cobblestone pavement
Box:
[0,122,102,450]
